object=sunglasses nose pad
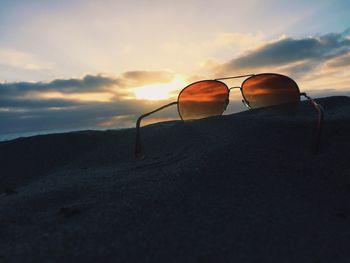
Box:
[224,98,229,111]
[242,99,251,109]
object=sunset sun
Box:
[132,75,186,101]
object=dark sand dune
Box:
[1,96,350,262]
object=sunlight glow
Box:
[132,75,186,100]
[0,108,29,112]
[33,91,114,102]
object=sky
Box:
[1,0,350,139]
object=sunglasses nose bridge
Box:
[229,86,241,91]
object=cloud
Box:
[201,29,350,104]
[325,52,350,68]
[0,47,53,71]
[215,29,350,76]
[0,99,180,135]
[0,98,83,109]
[121,70,175,86]
[0,74,118,99]
[0,70,179,136]
[162,32,264,53]
[0,70,176,98]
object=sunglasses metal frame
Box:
[135,73,324,159]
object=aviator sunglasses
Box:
[135,73,324,158]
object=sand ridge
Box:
[1,96,350,262]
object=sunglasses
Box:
[135,73,324,158]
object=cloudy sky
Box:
[1,0,350,139]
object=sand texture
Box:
[1,96,350,262]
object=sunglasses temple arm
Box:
[300,93,324,153]
[135,101,178,159]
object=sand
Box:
[1,96,350,262]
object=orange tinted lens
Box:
[178,80,229,120]
[242,74,300,109]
